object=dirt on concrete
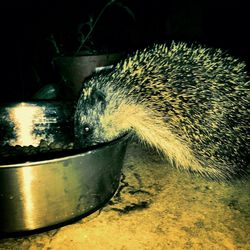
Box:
[0,142,249,250]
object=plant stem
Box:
[75,0,116,55]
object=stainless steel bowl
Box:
[0,102,129,233]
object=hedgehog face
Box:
[74,114,106,148]
[74,88,130,148]
[74,88,109,148]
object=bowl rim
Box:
[0,133,130,169]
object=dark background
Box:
[1,0,249,101]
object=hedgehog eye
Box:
[82,125,92,135]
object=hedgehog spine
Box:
[74,42,250,180]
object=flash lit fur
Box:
[101,103,222,178]
[75,42,250,180]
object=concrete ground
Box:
[0,142,249,250]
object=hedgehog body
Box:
[75,42,250,180]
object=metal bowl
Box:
[0,102,128,233]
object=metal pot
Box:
[0,101,129,233]
[53,53,124,98]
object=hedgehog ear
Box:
[90,89,107,110]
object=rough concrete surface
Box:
[0,142,249,250]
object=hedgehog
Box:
[74,42,250,181]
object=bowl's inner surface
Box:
[0,101,76,165]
